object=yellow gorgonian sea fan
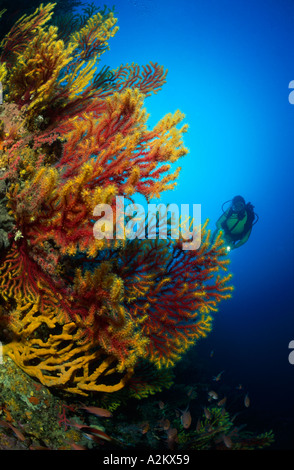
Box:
[0,3,233,396]
[70,10,119,61]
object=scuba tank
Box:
[221,199,259,227]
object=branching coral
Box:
[3,297,134,395]
[0,0,83,43]
[116,226,233,368]
[0,3,233,395]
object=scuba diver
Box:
[211,195,258,252]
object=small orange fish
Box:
[166,427,178,450]
[208,390,218,400]
[196,418,201,432]
[84,433,105,445]
[203,407,211,420]
[167,427,178,438]
[244,394,250,408]
[223,435,232,448]
[157,418,170,431]
[67,420,85,430]
[163,419,170,431]
[187,387,197,399]
[139,422,150,434]
[68,442,87,450]
[3,407,13,423]
[217,397,227,407]
[0,420,26,441]
[29,445,51,450]
[213,370,224,381]
[158,400,165,410]
[179,406,191,429]
[80,426,112,442]
[79,406,112,418]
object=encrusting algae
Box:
[0,3,233,395]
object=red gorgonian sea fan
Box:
[0,3,233,395]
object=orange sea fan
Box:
[0,3,233,396]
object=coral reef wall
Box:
[0,3,233,395]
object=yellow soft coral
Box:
[3,298,134,395]
[0,3,233,397]
[70,11,119,61]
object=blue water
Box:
[91,0,294,448]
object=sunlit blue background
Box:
[94,0,294,448]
